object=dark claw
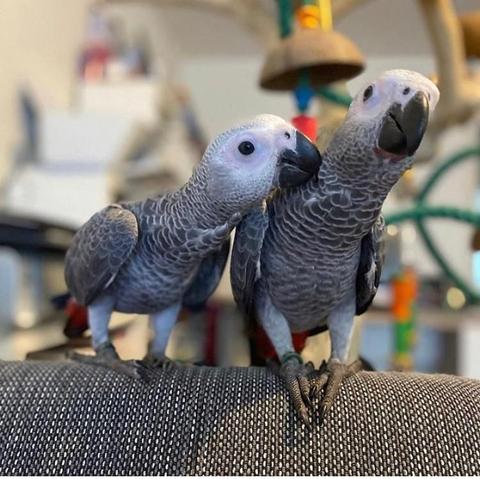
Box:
[118,360,151,381]
[304,361,316,374]
[318,360,328,374]
[299,376,312,409]
[140,354,181,371]
[69,352,149,381]
[300,409,312,430]
[319,404,328,427]
[287,373,307,419]
[67,342,150,381]
[310,372,328,400]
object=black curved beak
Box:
[377,91,430,157]
[277,131,322,188]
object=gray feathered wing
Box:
[182,238,231,310]
[230,204,269,319]
[355,214,385,315]
[64,204,138,306]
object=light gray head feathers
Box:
[325,69,439,181]
[199,114,298,208]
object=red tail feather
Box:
[64,298,89,338]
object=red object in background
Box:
[81,45,112,82]
[292,115,318,142]
[255,326,309,361]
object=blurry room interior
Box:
[0,0,479,378]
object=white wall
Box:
[179,57,294,137]
[0,0,93,188]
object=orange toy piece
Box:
[391,266,418,370]
[296,4,322,29]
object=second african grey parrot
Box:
[64,114,321,377]
[231,70,439,425]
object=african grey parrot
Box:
[64,114,321,377]
[231,70,439,424]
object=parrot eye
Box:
[363,85,373,102]
[403,87,411,95]
[238,141,255,155]
[284,132,291,139]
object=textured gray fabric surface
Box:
[0,360,479,475]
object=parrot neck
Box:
[323,121,410,199]
[321,149,407,201]
[174,165,239,229]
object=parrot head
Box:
[328,69,439,182]
[203,114,322,207]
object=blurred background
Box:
[0,0,479,378]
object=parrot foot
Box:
[275,352,315,428]
[140,353,181,371]
[67,342,147,381]
[310,358,362,425]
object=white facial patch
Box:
[378,69,439,111]
[348,69,440,122]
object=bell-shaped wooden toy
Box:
[260,3,365,90]
[459,10,480,59]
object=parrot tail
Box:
[51,292,89,339]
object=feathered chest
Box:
[110,230,201,314]
[260,183,377,323]
[264,184,374,262]
[261,206,361,300]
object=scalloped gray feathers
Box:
[230,204,269,320]
[355,215,385,315]
[65,193,239,312]
[183,238,231,310]
[64,205,139,306]
[231,193,386,328]
[64,114,320,334]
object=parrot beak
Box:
[276,131,322,188]
[377,91,430,158]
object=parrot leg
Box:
[310,292,361,424]
[141,303,182,370]
[257,289,314,426]
[68,296,146,380]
